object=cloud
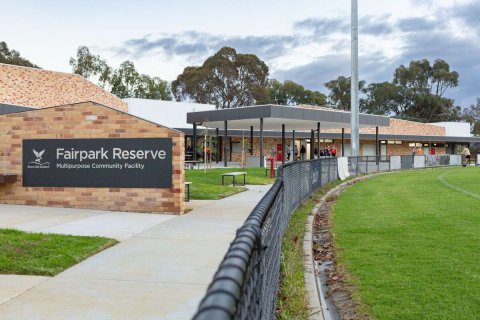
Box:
[360,15,394,35]
[449,1,480,35]
[396,17,439,33]
[293,18,348,37]
[118,31,301,63]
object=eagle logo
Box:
[33,149,45,163]
[28,149,49,167]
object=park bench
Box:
[265,167,277,177]
[185,181,192,202]
[221,172,246,187]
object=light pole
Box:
[350,0,359,157]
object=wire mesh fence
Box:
[192,158,338,320]
[192,153,467,320]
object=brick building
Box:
[0,65,183,213]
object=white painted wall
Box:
[430,122,471,137]
[124,98,215,129]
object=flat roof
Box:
[187,104,390,131]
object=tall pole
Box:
[350,0,360,157]
[259,118,264,167]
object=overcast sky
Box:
[2,0,479,107]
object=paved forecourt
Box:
[0,185,269,319]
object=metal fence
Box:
[193,158,338,320]
[192,154,470,320]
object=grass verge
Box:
[0,228,117,276]
[332,167,480,319]
[185,167,274,200]
[277,181,339,319]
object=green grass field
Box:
[185,167,274,200]
[0,229,117,276]
[332,167,480,319]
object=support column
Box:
[250,126,254,156]
[216,128,219,163]
[310,129,315,159]
[281,124,285,165]
[375,126,379,165]
[317,122,320,157]
[193,123,197,161]
[224,121,228,167]
[260,118,264,167]
[292,130,296,162]
[342,128,345,157]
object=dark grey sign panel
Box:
[23,138,172,188]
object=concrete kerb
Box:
[303,172,394,320]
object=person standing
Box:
[287,144,292,161]
[294,145,299,161]
[461,144,471,167]
[300,144,306,160]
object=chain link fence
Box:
[192,158,338,320]
[192,154,467,320]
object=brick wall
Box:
[0,102,184,214]
[0,63,127,112]
[324,118,446,136]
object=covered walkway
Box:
[187,104,390,167]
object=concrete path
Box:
[0,185,270,319]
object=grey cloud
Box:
[294,18,349,37]
[396,17,439,33]
[272,55,350,93]
[450,1,480,35]
[360,15,394,35]
[118,32,300,62]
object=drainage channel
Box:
[315,259,339,320]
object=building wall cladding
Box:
[0,63,128,112]
[0,102,184,214]
[324,118,446,136]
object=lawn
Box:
[0,229,117,276]
[332,167,480,319]
[185,167,274,200]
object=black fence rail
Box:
[193,158,338,320]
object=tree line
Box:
[1,41,479,134]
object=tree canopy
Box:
[461,98,480,136]
[267,79,326,106]
[69,46,171,100]
[324,76,366,110]
[392,59,460,122]
[0,41,39,68]
[324,58,461,123]
[172,47,269,109]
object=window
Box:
[432,143,445,147]
[387,140,403,145]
